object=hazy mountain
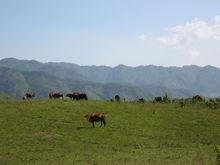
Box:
[0,58,220,99]
[0,66,165,99]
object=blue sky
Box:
[0,0,220,67]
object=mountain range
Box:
[0,58,220,100]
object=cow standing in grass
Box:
[138,98,145,103]
[85,112,106,128]
[115,95,120,102]
[66,92,88,100]
[154,96,162,103]
[23,92,35,100]
[49,92,63,99]
[192,95,205,101]
[66,93,74,99]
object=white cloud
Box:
[158,36,180,46]
[144,16,220,58]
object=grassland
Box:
[0,99,220,164]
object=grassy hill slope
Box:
[0,100,219,164]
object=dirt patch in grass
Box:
[34,132,58,139]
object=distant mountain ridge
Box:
[0,58,220,99]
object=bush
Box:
[206,98,220,109]
[163,93,171,103]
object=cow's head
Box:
[84,114,90,120]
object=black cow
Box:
[154,96,162,102]
[66,93,74,99]
[138,98,145,103]
[115,95,120,102]
[66,92,88,100]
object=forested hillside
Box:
[0,58,220,99]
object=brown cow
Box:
[73,92,88,100]
[49,92,63,99]
[85,112,106,128]
[192,95,205,101]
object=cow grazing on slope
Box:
[49,92,63,99]
[138,98,145,103]
[73,92,88,100]
[84,112,106,128]
[66,93,74,99]
[23,92,35,100]
[115,95,120,102]
[192,95,205,101]
[154,96,162,103]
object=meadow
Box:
[0,99,220,164]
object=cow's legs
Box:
[92,122,95,128]
[103,119,106,127]
[100,121,103,127]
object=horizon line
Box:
[0,57,219,69]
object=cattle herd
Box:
[22,91,206,103]
[21,91,218,127]
[22,92,88,100]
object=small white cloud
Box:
[158,36,180,46]
[138,34,147,41]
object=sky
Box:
[0,0,220,67]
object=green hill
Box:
[0,100,219,164]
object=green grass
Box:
[0,100,220,164]
[0,93,12,101]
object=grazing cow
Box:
[85,112,106,127]
[138,98,145,103]
[66,92,88,100]
[77,93,88,100]
[23,92,35,100]
[192,95,205,101]
[115,95,120,102]
[154,96,162,102]
[66,93,74,99]
[72,92,88,100]
[49,92,63,99]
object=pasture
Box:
[0,99,220,164]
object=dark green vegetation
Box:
[1,58,220,99]
[0,100,220,164]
